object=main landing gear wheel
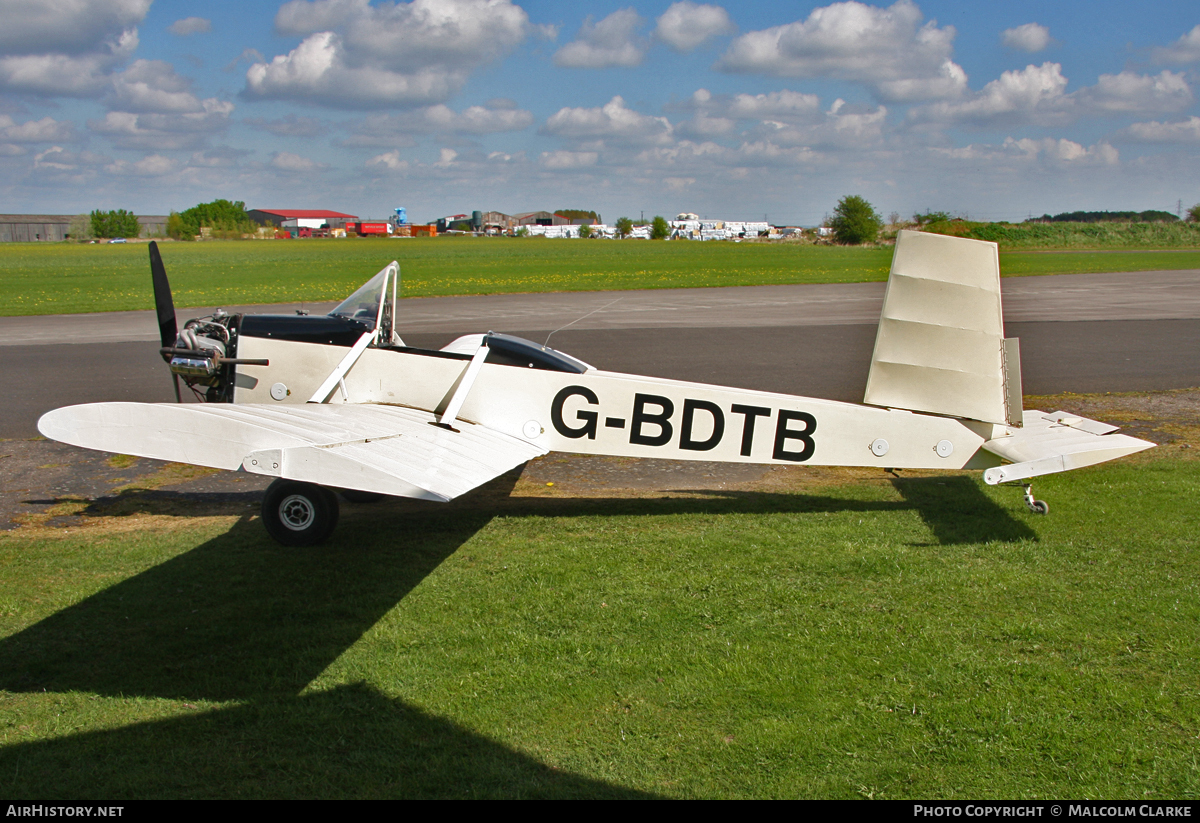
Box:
[262,479,340,546]
[1023,484,1049,515]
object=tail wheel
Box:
[262,479,340,546]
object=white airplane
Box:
[38,231,1154,545]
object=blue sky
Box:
[1,0,1198,225]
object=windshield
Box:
[328,263,399,343]
[330,270,386,325]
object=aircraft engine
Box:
[165,310,240,400]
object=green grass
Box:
[925,219,1200,249]
[2,238,1199,316]
[1,454,1197,798]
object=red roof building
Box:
[247,209,358,228]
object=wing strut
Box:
[308,331,375,404]
[438,338,490,427]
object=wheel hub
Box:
[279,494,315,531]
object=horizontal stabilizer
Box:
[38,403,546,501]
[981,410,1154,485]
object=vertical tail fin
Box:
[864,230,1020,426]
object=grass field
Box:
[924,219,1200,249]
[0,392,1196,799]
[2,237,1200,316]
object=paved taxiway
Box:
[2,270,1199,438]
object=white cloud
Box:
[247,0,530,108]
[634,138,820,170]
[190,147,250,167]
[542,96,673,145]
[676,88,825,137]
[89,99,234,149]
[732,140,821,166]
[634,139,728,166]
[0,29,138,96]
[224,48,265,72]
[911,62,1067,126]
[109,60,206,113]
[367,150,409,171]
[343,103,534,146]
[654,2,735,53]
[716,0,967,102]
[553,8,647,69]
[727,89,821,120]
[755,101,888,148]
[433,147,457,167]
[271,151,324,172]
[674,111,736,138]
[910,64,1192,128]
[34,146,78,171]
[105,153,175,176]
[169,17,211,36]
[1153,25,1200,64]
[404,103,534,134]
[1118,116,1200,143]
[27,145,108,182]
[0,0,150,97]
[0,0,150,55]
[1001,23,1051,53]
[245,114,328,137]
[931,137,1118,167]
[245,32,454,108]
[1075,70,1192,113]
[540,150,598,169]
[1004,137,1118,166]
[0,115,79,142]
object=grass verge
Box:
[2,238,1198,316]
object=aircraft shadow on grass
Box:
[0,472,1032,797]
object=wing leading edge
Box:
[37,403,547,501]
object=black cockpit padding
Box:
[484,333,589,373]
[239,314,373,347]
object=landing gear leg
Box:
[1023,484,1049,515]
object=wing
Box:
[980,409,1154,485]
[38,403,547,502]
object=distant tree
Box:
[831,196,882,244]
[67,214,93,241]
[515,226,529,237]
[1186,204,1200,222]
[1030,210,1180,224]
[578,223,592,239]
[615,217,633,238]
[90,209,141,239]
[174,199,255,238]
[650,215,670,240]
[887,211,901,227]
[912,210,952,226]
[167,212,189,240]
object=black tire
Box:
[1030,500,1049,515]
[339,488,385,504]
[261,479,340,546]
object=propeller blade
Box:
[149,241,177,349]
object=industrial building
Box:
[0,213,168,242]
